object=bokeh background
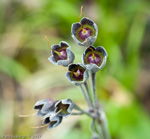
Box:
[0,0,150,139]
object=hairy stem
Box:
[91,119,101,139]
[90,73,111,139]
[100,110,111,139]
[84,82,93,108]
[74,104,92,118]
[90,72,99,118]
[79,85,91,107]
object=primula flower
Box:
[34,99,56,116]
[55,99,74,117]
[71,17,98,46]
[48,41,75,67]
[43,113,63,130]
[66,63,89,86]
[82,46,107,73]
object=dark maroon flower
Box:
[86,53,102,66]
[78,28,93,41]
[48,41,75,67]
[82,46,108,73]
[71,17,98,46]
[66,63,89,86]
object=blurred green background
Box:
[0,0,150,139]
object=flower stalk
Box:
[100,110,111,139]
[90,72,99,118]
[73,103,93,118]
[79,85,91,107]
[83,82,93,108]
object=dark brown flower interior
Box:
[76,24,96,42]
[34,104,43,110]
[53,46,68,62]
[56,102,69,115]
[50,121,57,126]
[84,50,104,66]
[70,65,85,81]
[44,117,50,124]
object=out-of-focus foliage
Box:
[0,0,150,139]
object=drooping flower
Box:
[43,113,63,130]
[71,17,98,46]
[48,41,75,67]
[54,99,74,117]
[66,63,89,86]
[34,99,56,116]
[82,46,107,73]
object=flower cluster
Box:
[33,16,109,138]
[34,99,74,129]
[47,17,107,86]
